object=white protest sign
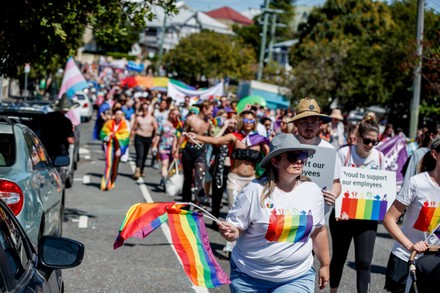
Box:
[335,167,396,221]
[302,145,336,190]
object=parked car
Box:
[73,91,93,122]
[0,119,68,245]
[0,198,84,292]
[0,101,79,188]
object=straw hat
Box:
[288,97,331,123]
[330,109,344,121]
[260,133,316,168]
[53,94,80,111]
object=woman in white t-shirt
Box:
[329,113,385,293]
[383,137,440,292]
[218,134,330,292]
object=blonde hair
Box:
[358,112,379,137]
[259,158,311,207]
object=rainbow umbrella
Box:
[236,95,267,113]
[120,76,153,88]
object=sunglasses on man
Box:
[281,151,309,163]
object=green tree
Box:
[290,0,396,110]
[163,31,256,85]
[0,0,177,78]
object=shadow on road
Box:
[64,207,96,222]
[376,232,393,239]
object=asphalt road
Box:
[62,116,394,293]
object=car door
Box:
[0,201,61,292]
[23,129,63,237]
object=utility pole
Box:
[257,0,270,81]
[156,13,167,76]
[409,0,425,139]
[267,13,277,62]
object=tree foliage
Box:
[163,31,256,85]
[0,0,177,78]
[288,0,440,130]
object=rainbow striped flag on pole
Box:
[167,208,231,288]
[114,203,230,288]
[58,57,88,98]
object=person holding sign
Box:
[383,137,440,292]
[288,97,341,212]
[218,134,330,292]
[329,113,385,293]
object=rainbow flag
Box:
[58,57,89,98]
[100,119,130,155]
[340,197,388,221]
[167,208,230,288]
[265,209,313,243]
[114,202,176,249]
[211,117,224,128]
[413,202,440,233]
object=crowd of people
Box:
[72,62,440,292]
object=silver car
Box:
[0,121,68,245]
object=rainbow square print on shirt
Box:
[265,209,313,243]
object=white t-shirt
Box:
[392,172,440,261]
[227,180,325,281]
[337,145,385,170]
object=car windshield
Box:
[0,134,16,167]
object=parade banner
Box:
[126,61,144,73]
[302,146,336,190]
[167,81,224,104]
[377,135,408,185]
[335,167,396,221]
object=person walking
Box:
[329,113,385,293]
[100,109,130,191]
[218,134,330,292]
[131,103,158,180]
[383,137,440,292]
[289,97,341,213]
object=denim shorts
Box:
[229,259,316,293]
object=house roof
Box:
[205,6,253,26]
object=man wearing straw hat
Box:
[329,109,345,149]
[288,97,342,214]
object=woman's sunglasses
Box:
[361,136,379,146]
[242,118,256,124]
[281,151,309,163]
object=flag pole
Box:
[175,202,222,224]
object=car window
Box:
[23,130,50,170]
[0,207,31,285]
[0,133,16,167]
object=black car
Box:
[0,198,84,291]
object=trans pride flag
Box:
[58,57,88,98]
[114,203,230,288]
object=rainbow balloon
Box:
[265,210,313,243]
[413,202,440,233]
[340,198,387,220]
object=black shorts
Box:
[385,253,409,293]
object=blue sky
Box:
[184,0,325,12]
[184,0,440,13]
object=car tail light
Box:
[83,103,88,108]
[0,180,24,216]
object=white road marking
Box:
[79,147,90,155]
[83,175,90,184]
[85,155,91,160]
[128,161,209,293]
[78,215,88,228]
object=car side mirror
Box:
[53,155,70,167]
[38,236,84,269]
